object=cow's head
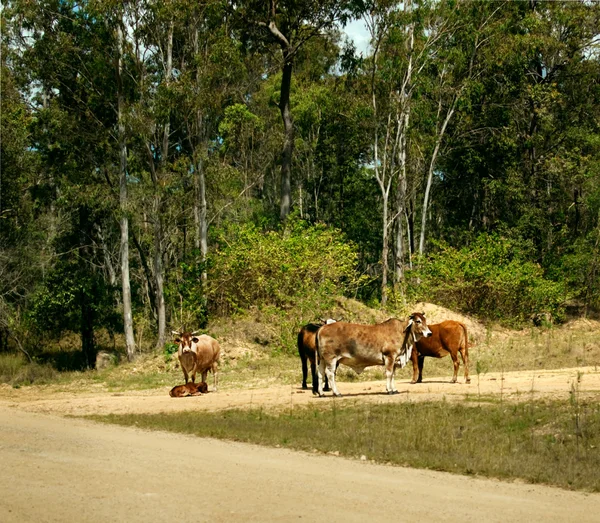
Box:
[405,312,432,341]
[172,330,200,353]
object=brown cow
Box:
[169,381,209,397]
[412,320,470,384]
[297,319,336,393]
[173,331,221,391]
[315,313,432,396]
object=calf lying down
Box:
[169,381,209,397]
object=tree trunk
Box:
[419,99,456,254]
[279,54,294,222]
[153,20,173,350]
[79,206,96,369]
[117,20,136,361]
[381,195,389,308]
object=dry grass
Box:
[89,397,600,492]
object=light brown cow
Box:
[413,320,470,384]
[297,319,336,393]
[169,381,209,397]
[173,331,220,391]
[315,313,432,396]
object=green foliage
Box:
[408,234,568,324]
[207,220,364,316]
[28,260,121,338]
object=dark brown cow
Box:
[169,381,209,397]
[316,313,432,396]
[412,320,470,384]
[297,319,336,393]
[173,331,221,391]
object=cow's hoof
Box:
[323,386,331,392]
[387,390,399,395]
[302,385,309,390]
[465,379,471,384]
[410,380,417,385]
[333,393,343,398]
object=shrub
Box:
[407,234,568,324]
[207,220,364,316]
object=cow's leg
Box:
[301,352,309,390]
[316,357,326,396]
[182,367,190,384]
[309,357,319,394]
[325,361,341,397]
[417,354,425,383]
[212,362,219,392]
[450,352,459,383]
[410,348,419,384]
[385,355,398,394]
[460,347,470,384]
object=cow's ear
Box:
[422,312,426,317]
[404,319,414,332]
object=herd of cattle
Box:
[169,313,470,398]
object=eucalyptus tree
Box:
[233,0,355,222]
[416,0,503,255]
[2,0,133,363]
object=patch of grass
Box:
[88,399,600,492]
[0,353,58,386]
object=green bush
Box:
[407,234,568,324]
[207,220,364,316]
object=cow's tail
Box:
[314,327,322,366]
[297,330,305,360]
[460,322,471,383]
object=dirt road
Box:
[1,366,599,522]
[1,406,600,523]
[0,366,598,417]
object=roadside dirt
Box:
[1,365,598,417]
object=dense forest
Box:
[1,0,599,367]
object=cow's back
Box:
[416,320,466,357]
[318,319,404,365]
[193,334,220,370]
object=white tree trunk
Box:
[117,20,136,360]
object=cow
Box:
[169,381,209,397]
[315,313,432,397]
[412,320,470,384]
[297,319,337,394]
[172,330,221,391]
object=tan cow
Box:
[315,313,432,396]
[173,331,220,391]
[413,320,470,384]
[169,381,209,397]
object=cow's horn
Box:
[171,330,181,336]
[191,330,200,335]
[422,312,426,317]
